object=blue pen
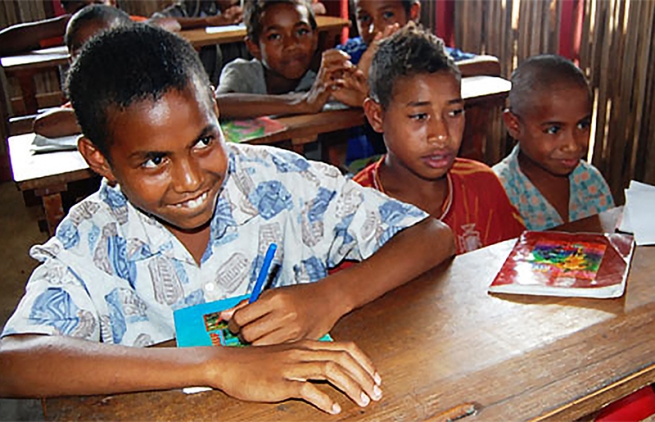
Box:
[249,243,277,303]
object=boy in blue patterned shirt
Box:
[0,25,454,413]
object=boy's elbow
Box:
[426,217,456,260]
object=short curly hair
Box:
[368,24,460,110]
[509,54,590,116]
[244,0,317,44]
[66,24,211,159]
[64,4,131,52]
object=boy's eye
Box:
[194,136,213,149]
[266,33,281,41]
[577,119,591,130]
[544,125,561,135]
[409,113,428,121]
[382,11,396,21]
[357,14,371,24]
[296,27,311,37]
[142,154,165,169]
[448,108,465,118]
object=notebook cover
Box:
[174,294,331,347]
[220,117,287,144]
[489,231,635,298]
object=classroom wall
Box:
[451,0,655,203]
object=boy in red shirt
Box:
[354,25,525,254]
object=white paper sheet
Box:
[620,180,655,245]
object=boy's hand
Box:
[221,282,345,345]
[298,49,354,113]
[210,340,383,414]
[330,68,369,107]
[358,23,401,78]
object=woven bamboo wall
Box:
[452,0,655,202]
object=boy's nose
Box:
[173,159,203,193]
[427,117,450,146]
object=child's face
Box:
[506,84,592,176]
[86,82,228,234]
[354,0,418,46]
[248,2,317,81]
[365,71,465,181]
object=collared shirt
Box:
[492,145,615,231]
[354,157,525,255]
[2,144,426,346]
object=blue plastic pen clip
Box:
[249,243,277,303]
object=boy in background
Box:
[493,55,614,231]
[33,4,132,138]
[0,25,454,413]
[355,25,524,255]
[215,0,362,118]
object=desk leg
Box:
[35,184,67,236]
[15,70,39,115]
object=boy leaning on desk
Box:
[0,24,455,414]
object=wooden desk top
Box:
[7,133,94,191]
[7,75,508,192]
[0,16,349,73]
[43,208,655,421]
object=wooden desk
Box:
[0,16,349,115]
[41,208,655,420]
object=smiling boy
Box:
[0,24,454,413]
[354,25,524,255]
[215,0,359,118]
[493,55,615,231]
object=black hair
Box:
[244,0,317,44]
[368,24,459,109]
[66,24,211,158]
[509,54,591,116]
[64,4,131,51]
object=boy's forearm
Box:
[0,334,216,398]
[328,218,455,318]
[216,93,311,119]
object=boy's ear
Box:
[409,2,421,22]
[245,36,262,60]
[503,109,521,139]
[363,98,384,133]
[77,136,117,183]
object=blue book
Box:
[174,294,332,347]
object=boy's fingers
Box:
[240,314,295,345]
[219,298,249,321]
[291,381,341,414]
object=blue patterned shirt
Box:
[492,145,615,231]
[2,144,426,346]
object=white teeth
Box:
[176,192,208,209]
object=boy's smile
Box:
[249,2,317,85]
[355,0,417,45]
[367,72,464,182]
[92,82,228,235]
[509,83,591,177]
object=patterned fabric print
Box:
[493,145,615,231]
[2,144,426,346]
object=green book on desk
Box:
[220,117,287,144]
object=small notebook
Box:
[174,294,332,348]
[488,231,635,298]
[220,116,287,144]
